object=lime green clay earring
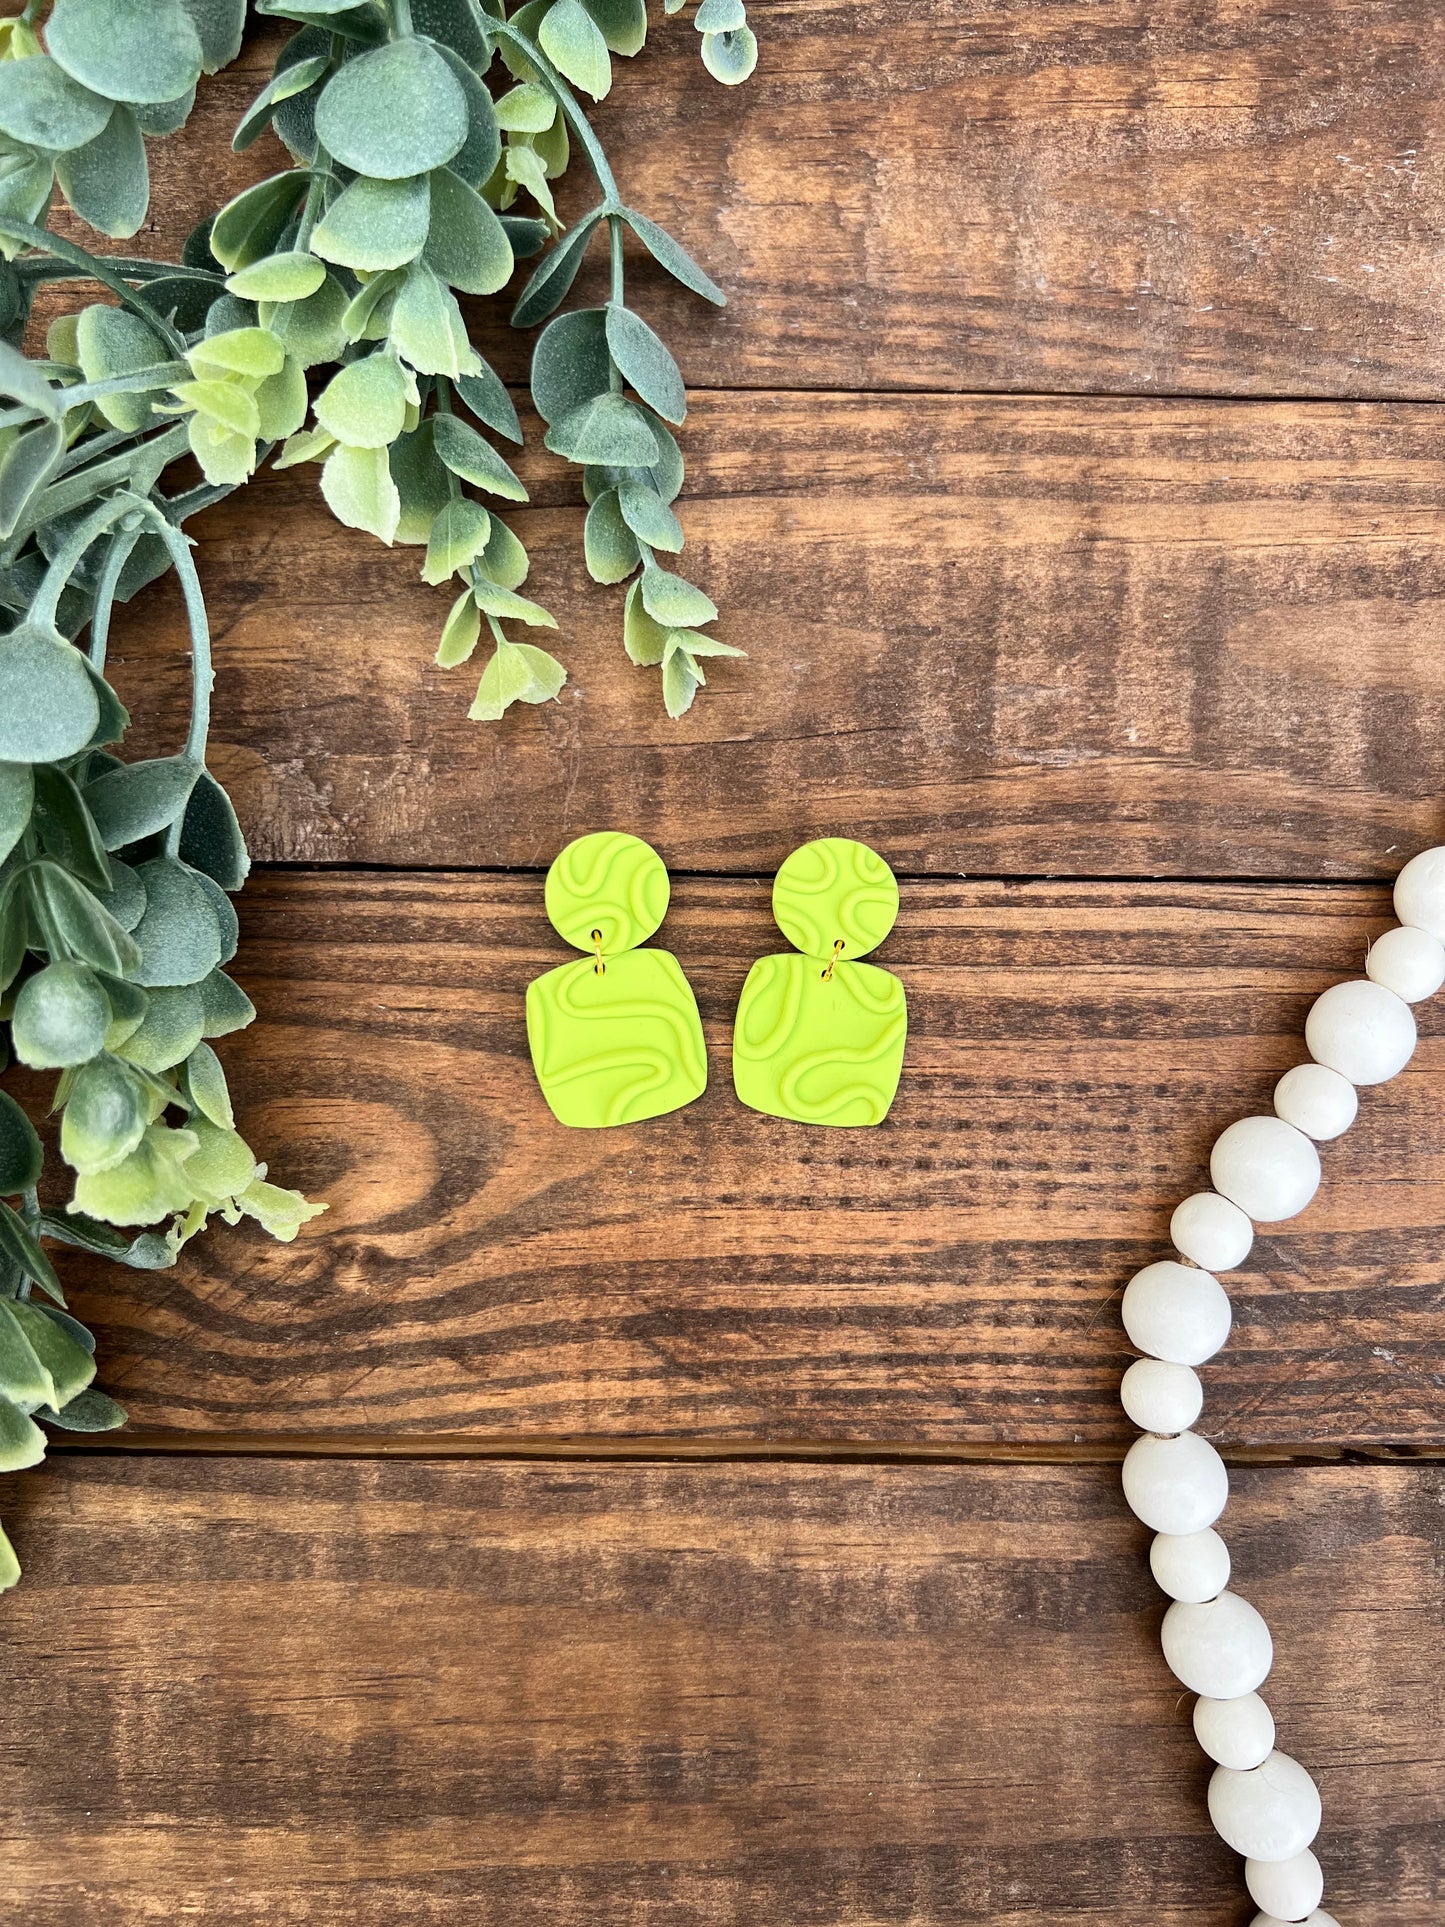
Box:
[733,837,908,1126]
[527,832,708,1128]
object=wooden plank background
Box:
[6,4,1444,1923]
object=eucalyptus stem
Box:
[31,494,138,632]
[88,525,143,675]
[608,217,625,391]
[391,0,414,34]
[492,20,621,207]
[135,502,213,793]
[0,223,188,356]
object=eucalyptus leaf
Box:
[424,169,514,297]
[315,351,409,449]
[193,869,238,966]
[0,760,33,868]
[37,1209,174,1270]
[11,960,110,1070]
[254,355,308,439]
[131,88,197,138]
[539,0,612,100]
[469,637,566,720]
[454,362,522,443]
[503,144,557,226]
[70,1122,199,1227]
[432,413,527,500]
[701,25,758,84]
[117,981,203,1072]
[0,1397,45,1474]
[434,587,481,666]
[91,858,146,934]
[605,303,686,423]
[183,1039,233,1130]
[431,41,501,190]
[621,205,725,305]
[37,1385,128,1431]
[233,52,331,153]
[510,208,604,327]
[622,575,668,665]
[257,273,350,369]
[32,762,111,892]
[544,392,661,467]
[189,326,284,380]
[583,487,640,584]
[60,1054,148,1176]
[617,476,683,551]
[0,339,61,420]
[0,620,99,763]
[0,1202,58,1306]
[182,0,248,72]
[130,856,224,988]
[477,515,529,590]
[31,862,141,977]
[423,496,491,584]
[224,251,327,303]
[0,56,112,153]
[0,420,65,542]
[85,755,201,852]
[10,1299,95,1407]
[470,578,556,627]
[639,562,718,627]
[389,263,473,379]
[75,305,171,433]
[178,770,250,891]
[413,0,494,64]
[312,172,430,273]
[389,418,452,543]
[662,643,702,717]
[315,37,469,179]
[321,441,400,543]
[97,970,147,1047]
[694,0,745,27]
[47,0,204,108]
[499,213,549,260]
[0,1088,42,1195]
[0,1301,55,1415]
[494,83,557,135]
[583,0,648,56]
[210,173,308,274]
[530,306,610,425]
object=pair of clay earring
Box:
[526,831,907,1129]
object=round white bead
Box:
[1366,923,1445,1003]
[1193,1690,1275,1769]
[1210,1116,1321,1223]
[1305,978,1416,1086]
[1209,1751,1321,1861]
[1161,1590,1272,1696]
[1246,1848,1324,1920]
[1151,1527,1230,1603]
[1121,1261,1232,1366]
[1273,1062,1358,1142]
[1393,844,1445,939]
[1121,1359,1203,1434]
[1250,1915,1339,1927]
[1122,1431,1229,1535]
[1171,1192,1254,1271]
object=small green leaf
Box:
[130,88,196,137]
[210,172,308,273]
[582,0,647,56]
[435,587,482,666]
[623,576,669,666]
[470,579,556,627]
[173,377,261,441]
[0,1090,42,1196]
[37,1385,128,1431]
[47,0,203,107]
[494,82,556,134]
[10,1300,94,1407]
[694,0,745,29]
[504,143,558,226]
[621,205,725,304]
[130,857,224,989]
[178,770,249,891]
[544,392,661,466]
[701,24,757,84]
[31,863,140,977]
[605,304,686,424]
[234,1174,326,1242]
[477,515,529,590]
[315,351,409,449]
[0,621,99,764]
[32,763,111,892]
[321,441,401,543]
[183,1039,233,1130]
[469,637,566,720]
[424,168,514,297]
[117,982,203,1072]
[389,417,452,542]
[11,961,109,1070]
[233,51,330,152]
[75,305,171,433]
[432,413,527,500]
[189,327,286,381]
[35,1211,172,1271]
[186,413,256,486]
[662,645,703,717]
[55,105,150,239]
[454,361,522,443]
[315,36,469,179]
[312,172,431,273]
[539,0,612,100]
[0,761,33,868]
[389,262,473,379]
[0,1302,55,1415]
[60,1055,149,1176]
[274,424,336,468]
[530,305,610,425]
[224,250,327,302]
[0,421,65,542]
[85,755,201,851]
[431,40,501,189]
[0,1397,46,1474]
[583,487,640,584]
[70,1122,199,1227]
[423,496,491,584]
[510,207,604,327]
[640,562,717,628]
[0,55,112,152]
[254,355,308,439]
[617,477,683,552]
[0,1200,62,1303]
[257,273,350,369]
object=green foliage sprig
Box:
[0,0,754,1591]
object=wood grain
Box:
[19,874,1439,1448]
[80,4,1445,399]
[103,392,1445,877]
[0,1456,1437,1926]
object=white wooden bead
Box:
[1161,1590,1272,1696]
[1170,1191,1254,1271]
[1305,978,1416,1086]
[1273,1062,1357,1142]
[1246,1848,1325,1919]
[1122,1431,1229,1535]
[1209,1751,1321,1861]
[1393,844,1445,939]
[1151,1527,1230,1603]
[1121,1359,1203,1434]
[1193,1690,1274,1769]
[1121,1261,1232,1366]
[1210,1116,1321,1223]
[1250,1915,1340,1927]
[1366,923,1445,1003]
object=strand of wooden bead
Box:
[1119,845,1445,1927]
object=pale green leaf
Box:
[312,172,430,273]
[315,351,408,449]
[321,441,400,543]
[469,637,566,720]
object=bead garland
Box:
[1120,844,1445,1927]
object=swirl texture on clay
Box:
[545,831,671,954]
[527,949,707,1128]
[771,837,900,960]
[733,953,907,1125]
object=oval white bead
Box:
[1170,1192,1254,1271]
[1122,1432,1229,1535]
[1246,1848,1324,1920]
[1209,1750,1321,1861]
[1161,1590,1272,1696]
[1250,1915,1339,1927]
[1273,1061,1357,1142]
[1151,1527,1230,1603]
[1121,1261,1232,1366]
[1193,1690,1274,1769]
[1210,1116,1321,1223]
[1366,923,1445,1003]
[1121,1359,1203,1434]
[1393,844,1445,939]
[1305,977,1416,1086]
